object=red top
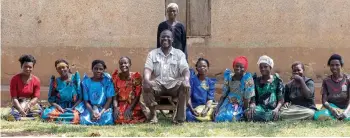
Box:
[10,74,41,98]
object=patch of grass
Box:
[1,108,349,137]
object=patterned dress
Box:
[314,75,350,121]
[79,73,115,125]
[41,72,82,124]
[186,69,217,122]
[5,74,42,121]
[112,70,146,124]
[214,69,255,122]
[249,73,284,122]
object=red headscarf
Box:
[233,56,248,70]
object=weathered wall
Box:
[1,0,165,85]
[2,0,350,86]
[189,0,350,83]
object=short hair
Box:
[91,59,107,70]
[195,58,210,68]
[327,54,344,67]
[291,61,305,70]
[119,56,132,65]
[18,54,36,67]
[160,29,173,38]
[167,3,179,12]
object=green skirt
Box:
[314,103,350,121]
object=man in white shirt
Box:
[140,29,190,124]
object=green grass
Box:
[1,108,350,137]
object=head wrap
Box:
[257,55,274,68]
[167,3,179,12]
[56,62,68,69]
[233,56,248,70]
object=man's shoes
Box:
[172,120,184,125]
[149,115,158,124]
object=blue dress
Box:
[214,69,255,122]
[78,73,115,125]
[41,72,83,124]
[186,69,217,122]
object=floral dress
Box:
[41,72,82,124]
[112,70,146,124]
[214,69,255,122]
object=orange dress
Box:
[112,70,146,124]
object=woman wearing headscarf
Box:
[314,54,350,121]
[213,56,255,122]
[245,55,284,122]
[280,61,316,121]
[41,59,82,124]
[156,3,187,60]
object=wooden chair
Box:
[155,96,178,118]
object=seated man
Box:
[140,29,190,124]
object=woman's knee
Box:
[305,109,316,116]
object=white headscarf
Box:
[257,55,274,68]
[167,3,179,12]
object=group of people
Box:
[4,3,350,125]
[5,30,350,125]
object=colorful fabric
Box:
[257,55,274,68]
[321,75,349,109]
[79,73,115,125]
[314,103,350,121]
[186,69,217,122]
[214,69,255,122]
[249,73,284,122]
[188,104,216,122]
[4,99,42,121]
[10,74,40,98]
[41,72,82,124]
[112,70,146,124]
[284,77,317,110]
[250,105,275,121]
[280,105,315,121]
[233,56,249,69]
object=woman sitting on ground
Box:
[80,60,115,125]
[280,61,316,121]
[213,56,255,122]
[314,54,350,121]
[186,58,217,122]
[112,57,146,124]
[5,54,42,121]
[245,55,284,122]
[41,59,82,124]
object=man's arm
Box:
[182,69,190,82]
[179,52,189,81]
[144,68,153,85]
[144,52,154,86]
